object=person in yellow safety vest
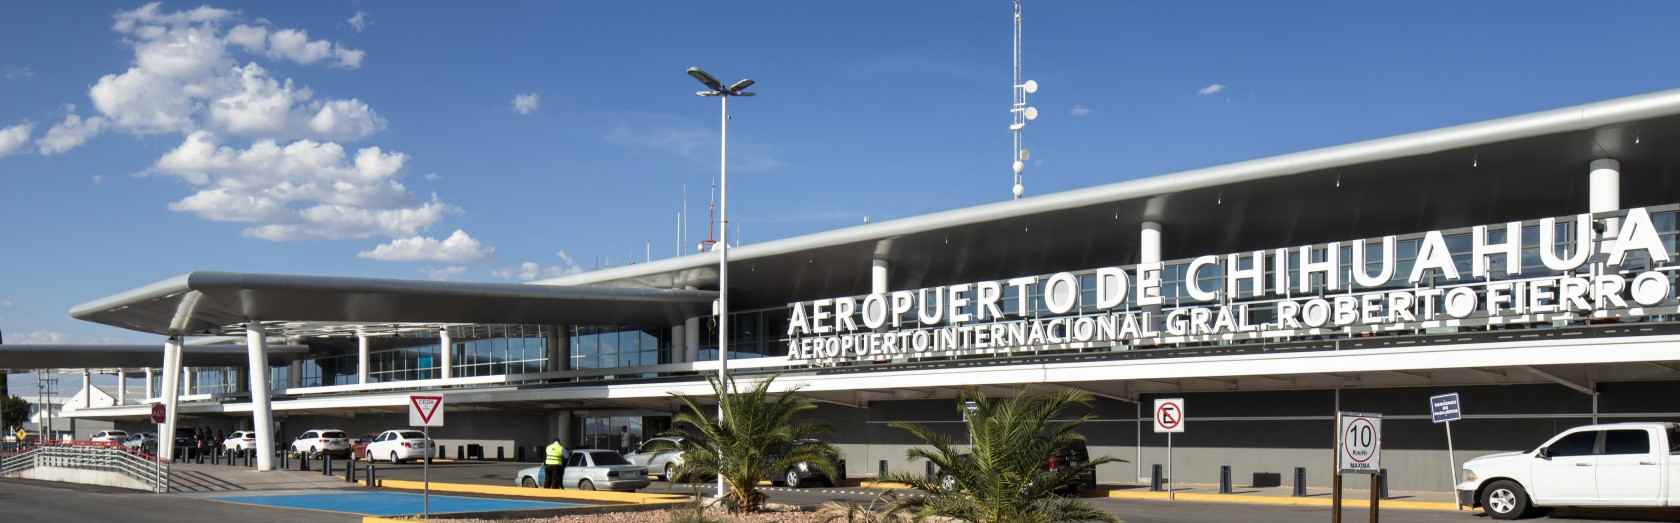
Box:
[543,438,566,489]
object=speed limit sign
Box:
[1337,412,1382,474]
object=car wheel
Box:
[785,469,803,489]
[940,474,958,492]
[391,451,401,464]
[522,477,537,488]
[579,479,595,491]
[662,464,674,482]
[1482,480,1533,520]
[309,446,318,459]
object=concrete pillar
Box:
[671,324,687,364]
[182,367,192,396]
[1590,158,1621,238]
[116,370,126,405]
[356,328,370,385]
[1141,221,1162,265]
[555,326,572,371]
[81,370,91,408]
[439,327,453,380]
[143,368,153,399]
[158,338,183,462]
[684,317,701,363]
[245,327,276,471]
[871,259,891,295]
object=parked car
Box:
[516,449,650,491]
[625,436,686,481]
[363,429,432,464]
[290,429,352,458]
[1457,422,1680,519]
[351,432,380,460]
[90,430,129,443]
[173,428,197,453]
[935,440,1098,494]
[121,432,158,451]
[222,430,257,452]
[774,438,843,488]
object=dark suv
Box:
[774,438,845,488]
[937,440,1099,494]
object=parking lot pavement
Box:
[0,478,360,523]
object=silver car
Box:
[515,449,650,491]
[624,436,686,481]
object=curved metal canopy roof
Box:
[536,88,1680,308]
[0,344,307,369]
[70,271,718,336]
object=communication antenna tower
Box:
[1010,0,1039,200]
[698,180,718,252]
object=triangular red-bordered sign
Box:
[411,395,443,424]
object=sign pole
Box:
[1369,474,1380,523]
[1332,411,1342,523]
[1445,420,1458,510]
[423,424,430,519]
[1167,431,1174,501]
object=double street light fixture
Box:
[687,66,754,501]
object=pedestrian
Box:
[543,438,567,489]
[619,426,632,454]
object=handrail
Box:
[0,443,168,492]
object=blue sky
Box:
[5,0,1680,360]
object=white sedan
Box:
[363,429,431,464]
[90,430,129,443]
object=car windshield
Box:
[321,431,346,438]
[590,452,631,465]
[398,431,425,439]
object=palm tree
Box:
[657,374,841,513]
[887,388,1122,523]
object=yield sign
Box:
[409,395,445,427]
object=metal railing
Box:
[1,444,168,493]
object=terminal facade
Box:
[37,88,1680,491]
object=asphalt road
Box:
[0,479,360,523]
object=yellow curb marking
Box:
[362,479,690,505]
[1103,489,1460,512]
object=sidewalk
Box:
[1097,482,1461,512]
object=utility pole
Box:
[1009,0,1040,200]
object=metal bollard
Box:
[925,460,936,481]
[879,460,888,481]
[279,448,286,469]
[1377,468,1389,499]
[457,445,464,460]
[497,447,505,461]
[244,449,252,467]
[1219,465,1232,494]
[322,453,332,476]
[1150,464,1164,492]
[346,457,355,483]
[299,452,309,471]
[1292,467,1307,497]
[366,462,377,488]
[516,446,525,462]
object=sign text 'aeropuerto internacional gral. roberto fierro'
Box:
[785,207,1678,364]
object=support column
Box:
[1590,158,1621,238]
[158,338,183,462]
[871,258,891,295]
[671,323,687,364]
[1140,221,1162,265]
[356,328,370,385]
[684,317,701,363]
[245,326,275,471]
[555,326,572,371]
[439,327,453,380]
[182,367,192,396]
[143,368,154,400]
[81,370,91,408]
[117,370,127,405]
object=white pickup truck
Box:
[1457,422,1680,519]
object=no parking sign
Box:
[1153,398,1185,433]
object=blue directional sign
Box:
[1429,393,1461,423]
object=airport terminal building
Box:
[24,88,1680,491]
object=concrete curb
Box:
[1103,489,1462,512]
[364,478,691,505]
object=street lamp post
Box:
[687,66,755,501]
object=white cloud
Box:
[37,113,108,155]
[1197,83,1226,96]
[512,93,540,115]
[0,122,31,158]
[155,131,450,240]
[17,331,69,344]
[92,175,106,184]
[493,251,583,281]
[357,229,493,262]
[420,266,465,281]
[3,66,34,79]
[1069,104,1091,117]
[423,173,442,181]
[348,11,369,32]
